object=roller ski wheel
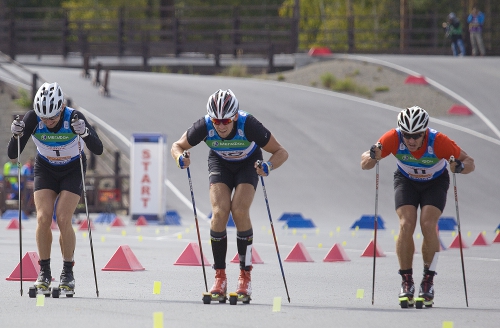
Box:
[202,292,227,304]
[28,285,52,298]
[414,297,433,308]
[229,292,251,305]
[52,285,75,298]
[398,296,414,308]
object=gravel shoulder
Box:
[258,58,457,118]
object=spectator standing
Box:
[443,13,465,56]
[467,6,486,56]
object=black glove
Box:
[454,159,464,173]
[369,143,381,159]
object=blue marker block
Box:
[438,217,457,231]
[1,209,28,220]
[284,217,316,228]
[164,210,181,225]
[495,223,500,232]
[350,215,385,230]
[94,212,116,224]
[278,212,304,221]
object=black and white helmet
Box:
[206,89,239,119]
[397,106,429,133]
[33,82,64,118]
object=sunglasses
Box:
[41,113,60,122]
[402,132,424,140]
[211,118,233,125]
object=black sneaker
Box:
[59,261,75,291]
[34,259,52,290]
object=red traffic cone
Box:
[323,243,350,262]
[174,242,211,266]
[472,233,489,246]
[102,245,145,271]
[110,216,125,227]
[361,239,386,257]
[284,242,314,262]
[79,219,95,231]
[448,235,468,249]
[493,231,500,244]
[135,216,148,226]
[6,251,48,281]
[6,218,21,230]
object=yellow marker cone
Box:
[153,312,163,328]
[153,281,161,294]
[467,231,471,237]
[442,321,453,328]
[391,229,395,235]
[315,228,320,235]
[318,243,323,248]
[482,230,486,236]
[82,232,87,238]
[155,228,160,234]
[106,227,110,232]
[355,226,359,231]
[302,234,307,240]
[101,236,106,242]
[342,241,347,247]
[451,231,456,237]
[121,230,127,236]
[292,229,297,235]
[272,296,282,312]
[416,233,421,239]
[185,228,190,233]
[138,235,143,242]
[356,289,364,299]
[394,235,398,242]
[351,231,356,237]
[329,231,333,237]
[36,294,45,306]
[177,233,182,239]
[336,226,341,233]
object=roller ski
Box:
[52,261,75,298]
[202,269,227,304]
[398,272,415,308]
[29,259,52,298]
[415,271,435,309]
[229,267,252,305]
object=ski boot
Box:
[398,272,415,308]
[52,261,75,298]
[29,259,52,298]
[415,270,436,309]
[229,266,252,305]
[203,269,227,304]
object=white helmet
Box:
[206,89,239,119]
[33,82,64,118]
[397,106,429,133]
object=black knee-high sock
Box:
[237,229,253,270]
[210,229,227,270]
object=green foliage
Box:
[374,86,389,92]
[219,64,249,77]
[320,72,336,88]
[277,74,285,81]
[332,77,372,98]
[14,88,32,109]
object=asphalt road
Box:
[1,55,499,328]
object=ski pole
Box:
[184,151,208,292]
[257,161,290,303]
[371,159,379,305]
[74,115,99,297]
[16,115,23,296]
[451,156,468,307]
[371,143,381,305]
